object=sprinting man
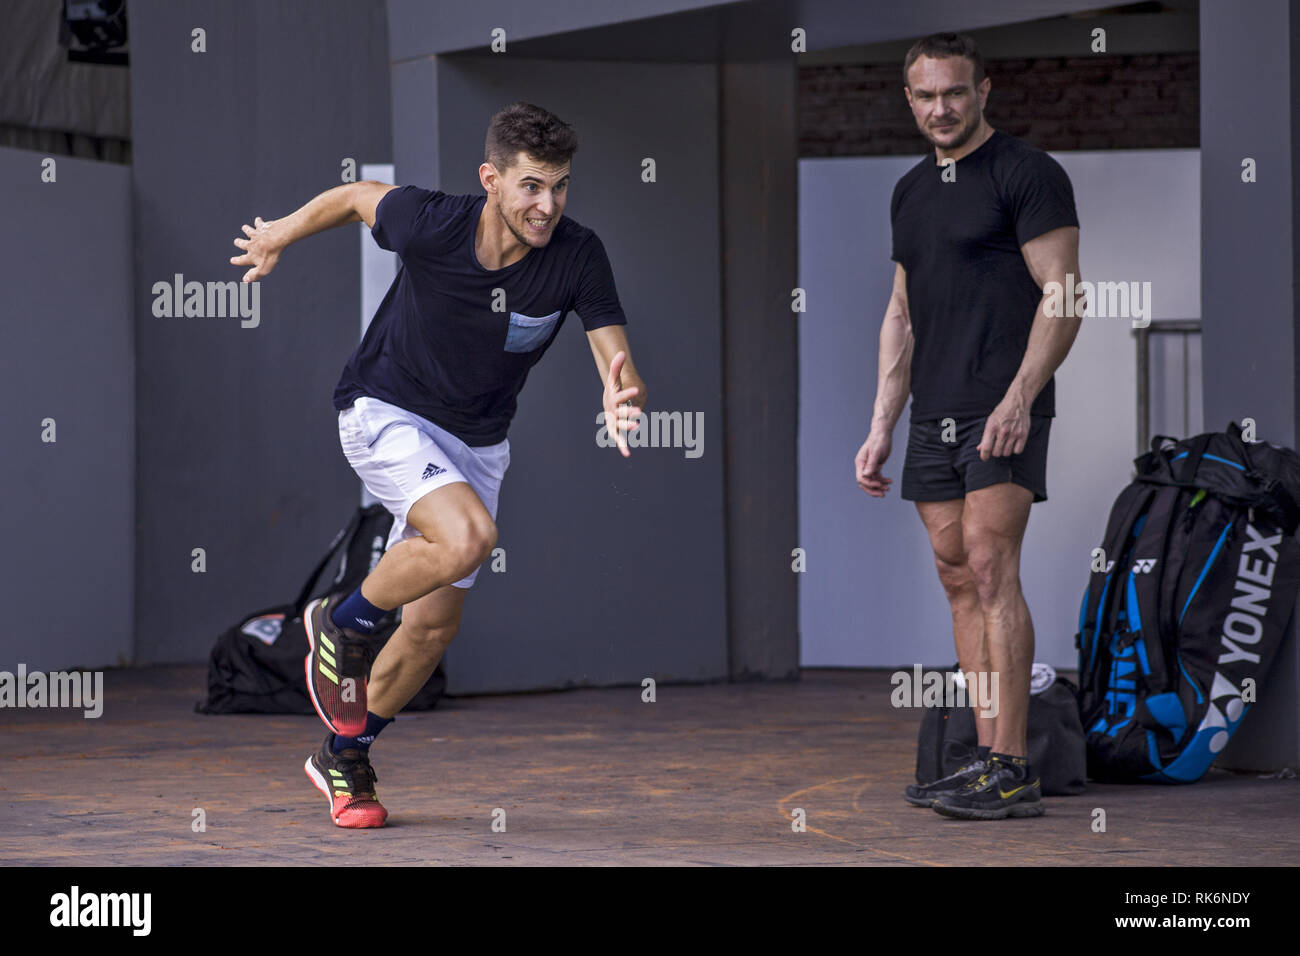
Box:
[230,102,646,828]
[854,34,1082,819]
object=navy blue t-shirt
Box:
[890,130,1078,421]
[333,186,627,445]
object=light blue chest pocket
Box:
[504,310,561,353]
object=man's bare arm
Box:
[870,262,914,436]
[1007,226,1082,410]
[978,225,1082,459]
[856,262,913,496]
[587,324,646,407]
[230,180,397,282]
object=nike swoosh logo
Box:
[999,779,1039,799]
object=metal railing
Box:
[1135,319,1202,455]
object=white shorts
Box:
[338,396,510,589]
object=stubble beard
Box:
[497,198,548,249]
[925,111,982,152]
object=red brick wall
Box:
[800,53,1199,157]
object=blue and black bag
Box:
[1077,423,1300,782]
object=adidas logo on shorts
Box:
[422,461,447,480]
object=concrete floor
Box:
[3,667,1298,866]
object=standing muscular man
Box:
[855,34,1082,820]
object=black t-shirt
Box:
[890,130,1078,421]
[333,186,627,445]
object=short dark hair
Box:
[903,33,985,88]
[484,102,579,172]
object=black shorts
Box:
[900,415,1051,503]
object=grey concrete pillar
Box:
[720,59,800,680]
[1201,0,1300,769]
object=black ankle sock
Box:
[333,712,394,754]
[976,745,992,761]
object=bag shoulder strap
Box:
[1232,425,1300,532]
[291,507,365,615]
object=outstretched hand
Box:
[230,216,283,283]
[603,350,642,458]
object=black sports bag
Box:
[915,663,1087,796]
[196,504,445,715]
[1077,423,1300,782]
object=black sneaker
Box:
[903,758,988,807]
[303,595,372,737]
[931,757,1044,820]
[303,735,388,828]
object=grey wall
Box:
[799,150,1201,669]
[1200,0,1300,770]
[386,0,1101,60]
[128,0,392,663]
[386,0,739,59]
[795,0,1108,52]
[394,56,728,693]
[0,146,133,670]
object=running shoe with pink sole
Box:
[303,595,372,738]
[304,735,388,828]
